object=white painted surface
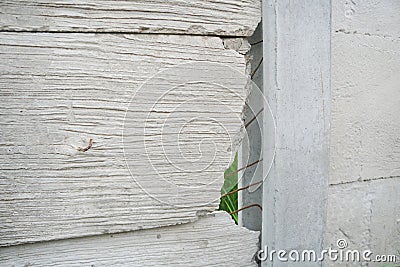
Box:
[0,212,259,267]
[0,0,261,36]
[0,33,249,246]
[261,1,331,266]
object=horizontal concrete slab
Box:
[0,212,260,267]
[0,33,248,246]
[0,0,261,36]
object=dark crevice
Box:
[0,29,250,38]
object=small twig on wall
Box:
[77,138,93,152]
[229,204,262,215]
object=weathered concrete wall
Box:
[0,32,247,246]
[0,1,261,266]
[0,212,259,266]
[0,0,261,36]
[325,0,400,265]
[261,1,331,266]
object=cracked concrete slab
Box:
[0,212,260,267]
[0,0,261,36]
[0,33,250,246]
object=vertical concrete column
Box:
[261,1,331,266]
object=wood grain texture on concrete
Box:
[0,0,261,36]
[0,32,249,246]
[0,212,260,267]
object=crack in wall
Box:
[329,175,400,187]
[334,29,399,40]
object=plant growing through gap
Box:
[219,153,239,223]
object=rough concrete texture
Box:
[333,0,400,38]
[325,177,400,266]
[0,33,249,246]
[0,0,261,36]
[330,0,400,184]
[330,32,400,184]
[0,1,262,266]
[261,2,331,266]
[0,212,260,267]
[326,1,400,266]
